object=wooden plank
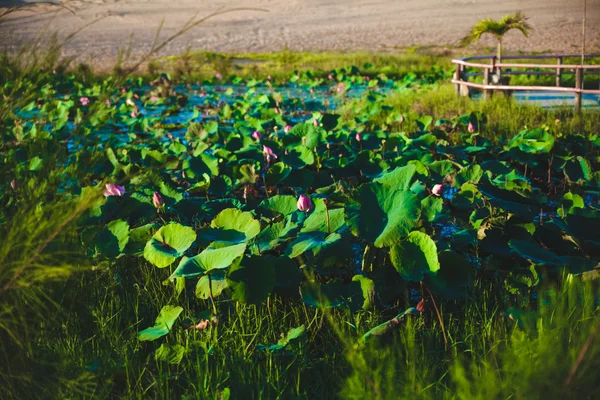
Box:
[556,57,562,87]
[450,80,600,95]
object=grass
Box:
[1,38,599,399]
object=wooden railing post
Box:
[556,57,562,87]
[454,63,461,95]
[483,68,490,100]
[575,67,583,112]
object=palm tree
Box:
[460,11,532,64]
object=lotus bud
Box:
[328,73,334,80]
[310,88,314,94]
[267,75,272,80]
[153,192,164,208]
[80,97,90,106]
[468,122,475,133]
[432,184,443,197]
[355,133,362,142]
[313,119,319,127]
[263,146,278,163]
[103,183,125,197]
[131,110,138,118]
[215,73,222,80]
[104,99,111,106]
[10,180,17,190]
[252,131,262,140]
[284,125,292,134]
[297,194,313,212]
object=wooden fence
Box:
[452,54,600,111]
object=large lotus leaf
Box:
[428,160,454,181]
[300,279,346,308]
[374,164,417,191]
[155,343,185,365]
[265,162,292,186]
[558,192,584,218]
[258,195,298,217]
[283,146,315,169]
[455,164,483,186]
[564,156,592,183]
[390,231,440,281]
[227,255,276,304]
[345,183,421,248]
[253,219,297,254]
[285,123,319,148]
[196,270,229,299]
[285,232,342,258]
[84,219,130,258]
[421,196,444,222]
[124,223,158,255]
[138,305,183,341]
[274,256,302,294]
[348,275,375,312]
[183,153,219,178]
[426,251,474,299]
[143,223,196,268]
[506,128,555,154]
[477,177,538,218]
[508,239,563,266]
[205,208,261,243]
[300,207,345,234]
[170,242,247,279]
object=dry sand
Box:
[1,0,599,67]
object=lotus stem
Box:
[324,203,331,234]
[424,284,448,349]
[207,274,218,315]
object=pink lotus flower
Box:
[104,99,111,106]
[252,131,262,140]
[328,73,334,80]
[284,125,292,134]
[215,73,222,80]
[313,119,319,127]
[468,122,475,133]
[432,184,443,197]
[355,133,362,142]
[153,192,164,208]
[103,183,125,197]
[131,110,138,118]
[297,194,313,212]
[121,88,126,93]
[149,96,159,103]
[263,146,278,163]
[80,97,90,106]
[267,75,272,80]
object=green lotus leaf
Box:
[390,231,440,281]
[421,196,444,222]
[426,251,474,299]
[345,183,421,248]
[265,162,292,186]
[374,164,417,191]
[144,223,197,268]
[83,219,130,258]
[196,270,229,299]
[300,207,345,234]
[155,343,185,365]
[455,164,483,186]
[138,305,183,341]
[227,255,276,304]
[124,223,159,255]
[285,232,342,258]
[508,239,563,266]
[558,192,584,218]
[258,195,299,217]
[348,275,375,312]
[170,242,247,279]
[506,128,554,154]
[300,279,346,308]
[206,208,261,243]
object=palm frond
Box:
[459,11,531,47]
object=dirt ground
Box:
[1,0,599,67]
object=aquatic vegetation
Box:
[1,59,598,399]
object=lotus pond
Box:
[1,60,600,399]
